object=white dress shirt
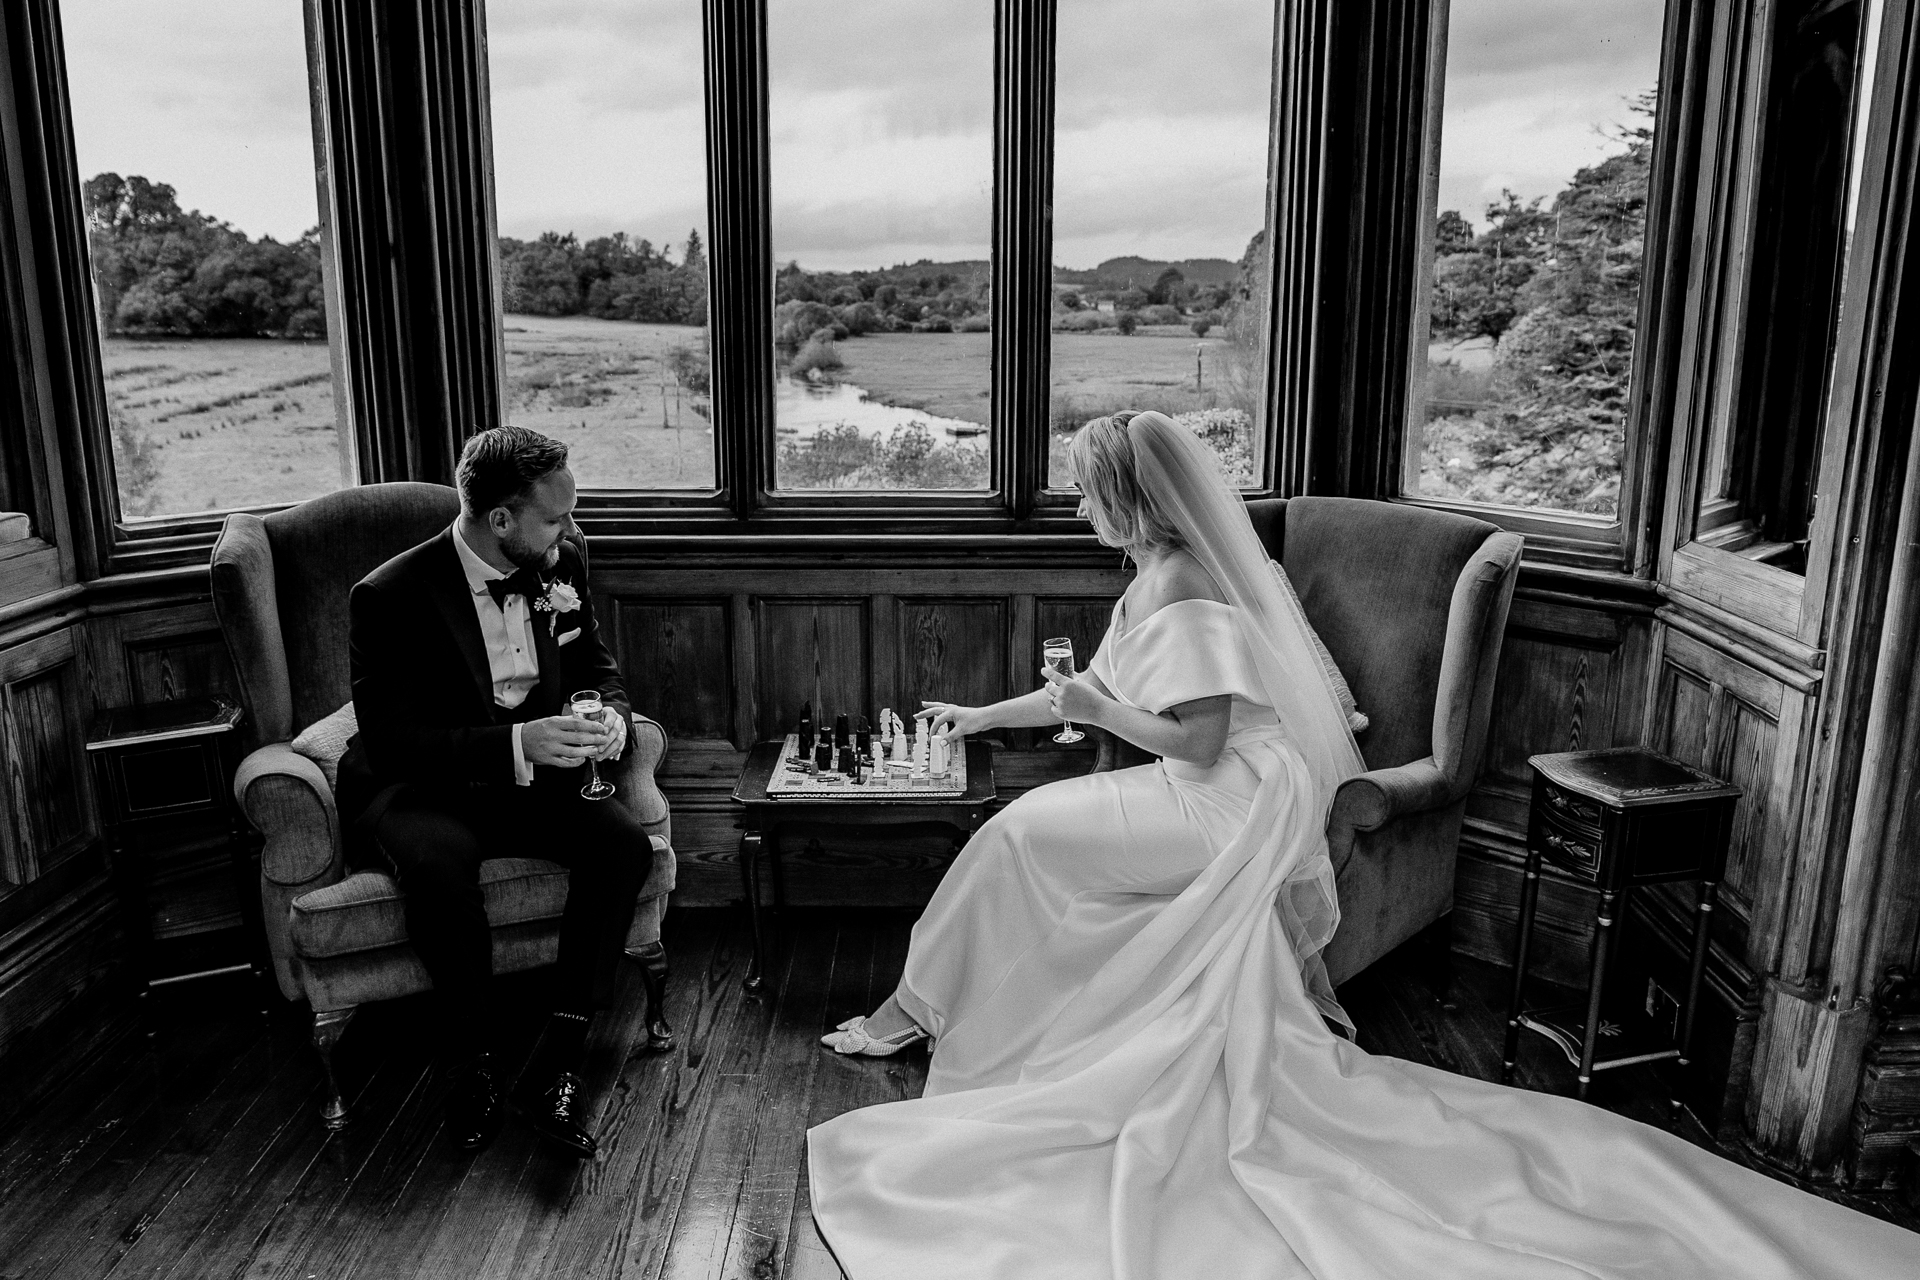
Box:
[452,521,541,786]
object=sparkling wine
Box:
[569,689,616,800]
[1042,638,1085,744]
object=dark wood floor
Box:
[0,907,1911,1278]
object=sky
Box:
[63,0,1668,267]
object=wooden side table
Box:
[86,697,267,1024]
[1502,747,1740,1102]
[731,738,996,990]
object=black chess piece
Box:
[798,701,814,752]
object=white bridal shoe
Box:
[820,1015,930,1057]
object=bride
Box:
[806,410,1915,1278]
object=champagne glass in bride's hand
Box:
[1043,637,1085,744]
[569,690,616,801]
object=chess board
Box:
[765,733,969,799]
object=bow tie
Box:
[485,567,544,611]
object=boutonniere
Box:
[532,578,582,635]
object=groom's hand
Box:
[522,715,611,768]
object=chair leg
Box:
[630,940,674,1053]
[1423,912,1458,1013]
[312,1006,357,1130]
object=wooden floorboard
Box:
[0,907,1912,1280]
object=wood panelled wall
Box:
[590,558,1130,906]
[0,590,240,1122]
[0,548,1801,1144]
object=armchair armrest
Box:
[235,742,344,1001]
[1326,757,1455,871]
[236,743,342,889]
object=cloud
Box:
[63,0,1671,281]
[62,0,319,241]
[1433,0,1664,225]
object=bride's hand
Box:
[1042,666,1105,725]
[918,701,989,738]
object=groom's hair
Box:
[456,426,570,517]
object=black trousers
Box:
[370,775,650,1036]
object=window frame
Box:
[1293,0,1711,580]
[8,0,1339,571]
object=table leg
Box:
[1577,886,1622,1101]
[1675,878,1719,1111]
[227,824,272,1020]
[739,831,765,991]
[1502,847,1544,1083]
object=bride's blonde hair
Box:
[1069,411,1186,557]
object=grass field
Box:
[101,337,342,518]
[102,316,1259,508]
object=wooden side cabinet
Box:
[85,697,267,1022]
[1502,748,1740,1104]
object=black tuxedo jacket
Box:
[336,526,631,854]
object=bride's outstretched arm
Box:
[918,667,1118,737]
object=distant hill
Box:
[1053,256,1240,289]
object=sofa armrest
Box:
[236,743,342,888]
[1326,757,1455,871]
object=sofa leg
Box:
[312,1006,357,1130]
[630,941,674,1053]
[1422,913,1458,1013]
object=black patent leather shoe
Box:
[447,1054,505,1152]
[521,1071,597,1158]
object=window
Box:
[1404,0,1665,519]
[485,0,714,491]
[62,0,345,521]
[1689,0,1880,576]
[1047,0,1276,490]
[768,0,993,492]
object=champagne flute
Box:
[569,689,617,801]
[1043,637,1085,744]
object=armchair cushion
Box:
[291,859,572,960]
[290,702,358,792]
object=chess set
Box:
[765,704,968,799]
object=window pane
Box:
[770,0,992,491]
[1048,0,1274,489]
[487,0,713,490]
[63,0,344,520]
[1408,0,1664,517]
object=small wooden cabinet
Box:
[1503,748,1740,1102]
[85,697,266,1019]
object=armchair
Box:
[211,482,677,1127]
[1096,496,1521,989]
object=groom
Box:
[336,426,649,1157]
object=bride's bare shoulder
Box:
[1134,549,1227,618]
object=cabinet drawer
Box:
[1532,813,1603,879]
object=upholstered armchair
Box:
[210,482,677,1128]
[1095,496,1521,990]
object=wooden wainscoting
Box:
[0,592,241,1099]
[1643,597,1826,1132]
[595,559,1130,906]
[1453,585,1656,986]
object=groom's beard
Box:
[502,530,562,572]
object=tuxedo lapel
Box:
[420,529,496,714]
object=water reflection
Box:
[774,377,986,443]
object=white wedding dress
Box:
[805,416,1918,1279]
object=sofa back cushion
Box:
[264,482,463,735]
[1247,497,1497,774]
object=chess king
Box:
[333,425,656,1157]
